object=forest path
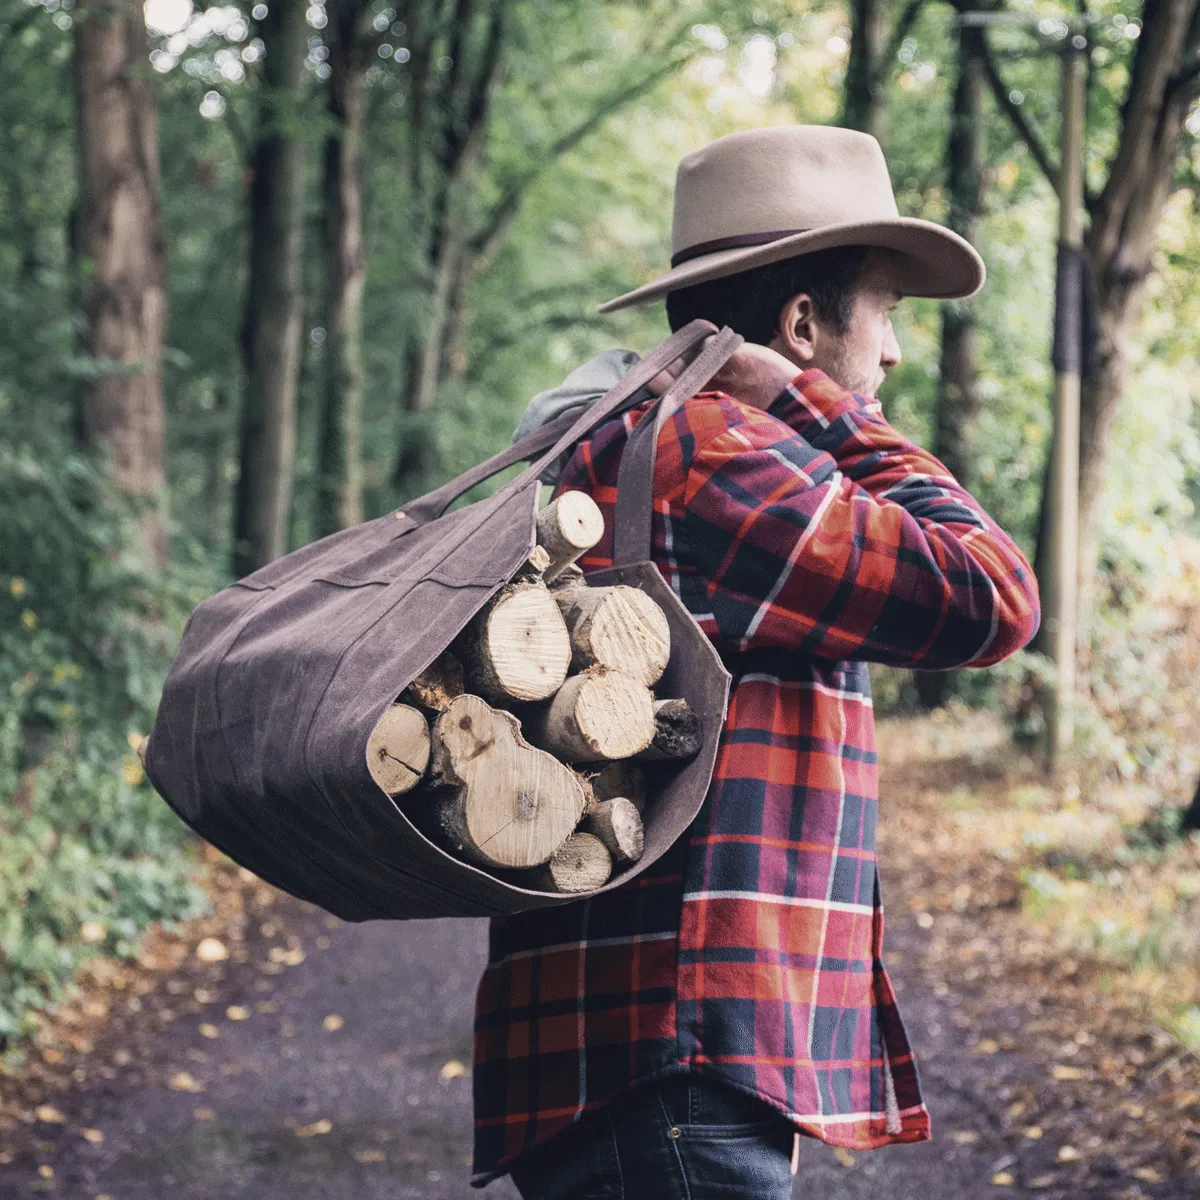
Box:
[0,897,1126,1200]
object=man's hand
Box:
[647,338,800,411]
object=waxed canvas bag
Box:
[144,321,740,920]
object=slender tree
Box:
[915,6,989,710]
[982,0,1200,642]
[314,0,372,536]
[74,0,169,568]
[842,0,926,139]
[232,0,309,577]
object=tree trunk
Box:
[1049,0,1197,652]
[915,19,986,710]
[74,0,168,568]
[843,0,889,139]
[315,0,367,538]
[232,0,308,578]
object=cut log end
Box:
[429,694,587,868]
[406,652,465,713]
[556,583,670,686]
[367,703,431,795]
[525,668,655,762]
[529,831,613,893]
[537,492,605,582]
[463,580,571,704]
[637,697,703,761]
[585,797,644,865]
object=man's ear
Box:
[769,294,816,366]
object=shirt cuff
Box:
[767,369,882,439]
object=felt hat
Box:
[597,125,984,313]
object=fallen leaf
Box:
[199,1023,220,1039]
[991,1172,1014,1187]
[195,938,228,964]
[1028,1176,1054,1190]
[41,1048,64,1064]
[295,1119,333,1138]
[226,1005,251,1021]
[193,1108,216,1121]
[916,912,935,929]
[80,1129,104,1144]
[1051,1064,1085,1081]
[974,1038,1000,1055]
[167,1071,205,1094]
[833,1146,855,1167]
[80,921,106,945]
[1132,1166,1162,1182]
[1056,1145,1081,1163]
[323,1014,344,1032]
[440,1058,467,1080]
[948,1129,979,1145]
[281,1021,296,1037]
[35,1105,65,1124]
[38,1165,53,1179]
[268,946,306,967]
[354,1149,387,1163]
[1023,1126,1043,1140]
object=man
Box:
[472,126,1040,1198]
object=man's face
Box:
[770,249,904,397]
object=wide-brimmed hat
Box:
[598,125,984,313]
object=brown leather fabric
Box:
[144,321,732,921]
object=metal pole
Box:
[1043,43,1086,768]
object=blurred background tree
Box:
[2,0,1199,1039]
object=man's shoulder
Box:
[673,389,805,451]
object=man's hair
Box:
[665,245,870,343]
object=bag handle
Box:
[402,319,718,526]
[612,325,744,567]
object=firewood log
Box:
[527,831,612,893]
[590,760,648,813]
[554,583,670,686]
[427,694,588,869]
[584,797,644,865]
[524,667,655,762]
[460,579,571,704]
[536,492,604,582]
[405,652,465,713]
[636,698,703,761]
[366,703,431,795]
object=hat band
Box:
[669,227,808,268]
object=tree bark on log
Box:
[635,698,702,761]
[366,703,430,795]
[427,694,588,868]
[524,668,655,762]
[315,0,369,537]
[73,0,168,568]
[405,652,465,713]
[590,760,648,813]
[232,0,308,577]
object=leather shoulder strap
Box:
[612,326,743,567]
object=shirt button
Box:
[668,1127,682,1139]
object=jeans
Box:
[509,1074,796,1200]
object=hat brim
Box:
[596,217,985,313]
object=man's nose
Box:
[881,319,902,368]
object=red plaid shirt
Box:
[471,370,1039,1183]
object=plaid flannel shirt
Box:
[472,369,1040,1184]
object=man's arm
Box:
[676,371,1039,669]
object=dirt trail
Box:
[1,889,1187,1200]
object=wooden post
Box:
[1044,42,1086,769]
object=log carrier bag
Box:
[145,321,741,920]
